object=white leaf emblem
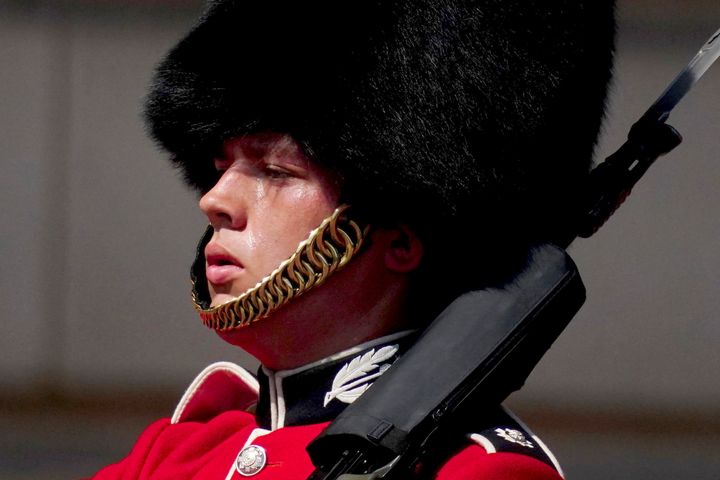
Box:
[494,428,535,448]
[324,345,398,407]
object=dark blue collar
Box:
[255,331,416,430]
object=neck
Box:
[218,257,413,370]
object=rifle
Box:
[306,27,720,480]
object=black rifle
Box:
[308,244,585,479]
[306,27,719,480]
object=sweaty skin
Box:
[200,133,341,307]
[198,133,424,371]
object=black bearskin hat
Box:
[145,0,615,294]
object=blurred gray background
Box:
[1,1,719,479]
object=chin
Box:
[209,292,238,308]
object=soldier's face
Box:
[199,133,341,307]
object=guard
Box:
[91,1,616,478]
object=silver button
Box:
[235,445,267,476]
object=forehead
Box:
[221,132,310,166]
[215,132,343,200]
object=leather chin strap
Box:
[190,205,369,332]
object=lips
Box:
[205,242,244,285]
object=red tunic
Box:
[90,349,563,480]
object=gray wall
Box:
[1,3,252,396]
[1,1,719,479]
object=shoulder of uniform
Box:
[171,361,259,424]
[435,446,564,480]
[462,406,564,478]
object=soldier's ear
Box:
[384,225,423,273]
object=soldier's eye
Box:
[265,164,293,179]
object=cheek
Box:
[290,187,337,220]
[244,230,263,252]
[252,186,338,262]
[274,185,338,230]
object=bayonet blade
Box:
[644,26,720,123]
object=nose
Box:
[198,170,248,230]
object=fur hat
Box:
[145,0,615,290]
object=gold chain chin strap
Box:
[192,205,369,332]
